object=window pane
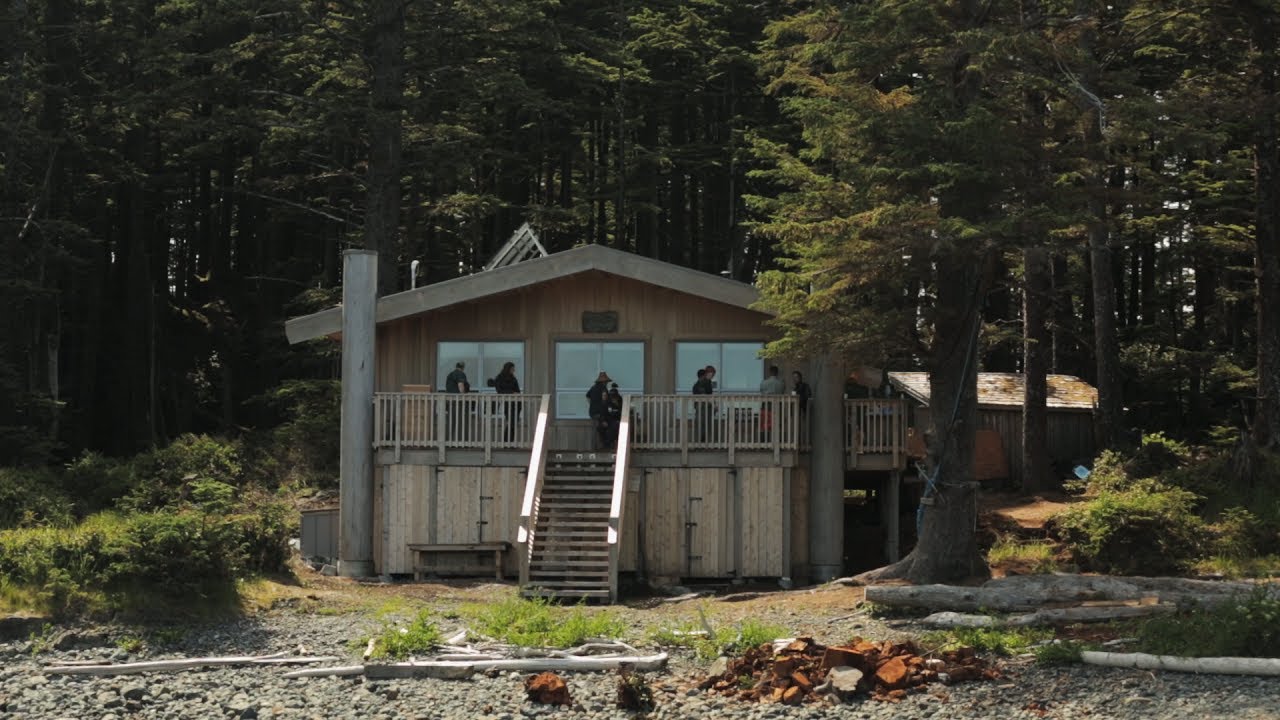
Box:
[437,342,479,390]
[556,392,590,419]
[556,343,597,388]
[676,342,718,393]
[481,342,524,391]
[721,342,764,393]
[601,342,644,391]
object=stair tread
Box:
[524,580,612,587]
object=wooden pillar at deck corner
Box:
[808,355,845,582]
[339,249,377,578]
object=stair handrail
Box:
[517,394,552,587]
[607,393,633,603]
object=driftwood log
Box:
[283,652,670,680]
[44,653,339,676]
[864,575,1279,612]
[921,602,1177,628]
[1081,651,1280,676]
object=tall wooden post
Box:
[808,355,845,582]
[339,249,377,577]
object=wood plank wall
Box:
[377,462,798,580]
[915,408,1096,487]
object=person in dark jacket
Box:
[445,362,469,393]
[604,384,624,447]
[586,371,611,449]
[493,361,521,442]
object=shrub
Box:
[649,614,788,660]
[246,380,340,489]
[923,627,1052,657]
[61,452,132,517]
[366,609,442,659]
[1052,483,1203,574]
[0,467,74,529]
[461,596,624,648]
[118,434,244,512]
[1123,432,1190,478]
[986,536,1060,574]
[1138,591,1280,658]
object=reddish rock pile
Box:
[524,672,572,706]
[700,637,999,704]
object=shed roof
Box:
[887,372,1098,412]
[285,243,764,344]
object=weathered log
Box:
[922,603,1176,628]
[44,652,298,676]
[282,664,366,678]
[286,652,670,680]
[1081,651,1280,676]
[865,575,1278,612]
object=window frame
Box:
[435,340,526,394]
[553,339,646,419]
[674,340,766,395]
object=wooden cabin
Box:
[887,371,1098,488]
[285,244,911,600]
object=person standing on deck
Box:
[493,361,521,442]
[693,366,715,443]
[759,365,785,441]
[445,362,469,393]
[586,371,612,450]
[792,370,812,444]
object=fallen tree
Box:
[863,574,1279,612]
[283,652,670,680]
[1081,651,1280,677]
[45,653,340,676]
[921,602,1176,628]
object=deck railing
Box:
[629,394,798,463]
[607,394,633,603]
[373,392,544,461]
[843,398,908,467]
[517,395,552,588]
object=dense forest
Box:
[2,0,1278,467]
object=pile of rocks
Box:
[700,637,999,705]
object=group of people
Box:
[444,360,523,441]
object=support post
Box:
[808,355,845,582]
[339,249,377,578]
[884,470,901,563]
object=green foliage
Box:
[1213,507,1266,559]
[366,610,442,660]
[1137,591,1280,658]
[923,627,1052,657]
[460,597,624,648]
[1122,433,1190,479]
[986,536,1060,574]
[649,614,788,661]
[247,380,341,489]
[1052,485,1204,575]
[1033,640,1087,666]
[1191,555,1280,579]
[118,435,244,513]
[0,467,74,529]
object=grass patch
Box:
[363,609,443,660]
[1034,640,1089,665]
[987,536,1060,574]
[649,611,788,661]
[923,626,1053,657]
[1136,591,1280,658]
[859,602,932,620]
[1190,555,1280,579]
[460,596,624,648]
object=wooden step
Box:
[534,530,608,538]
[524,579,612,588]
[539,503,611,511]
[530,546,609,555]
[530,560,610,569]
[529,570,610,579]
[523,588,610,599]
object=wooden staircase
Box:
[522,453,616,600]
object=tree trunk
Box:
[364,0,404,294]
[1023,246,1051,492]
[1253,11,1280,449]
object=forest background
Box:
[2,0,1279,609]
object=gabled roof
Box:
[285,243,764,344]
[887,372,1098,412]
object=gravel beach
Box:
[2,580,1278,720]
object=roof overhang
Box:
[285,244,767,344]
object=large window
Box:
[436,341,524,393]
[675,342,764,393]
[555,341,644,418]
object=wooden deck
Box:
[373,392,908,469]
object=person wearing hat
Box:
[586,371,612,449]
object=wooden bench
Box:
[408,542,511,581]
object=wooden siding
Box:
[379,465,524,576]
[913,408,1095,487]
[739,467,786,577]
[374,272,783,398]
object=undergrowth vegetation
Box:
[986,537,1060,574]
[649,612,788,660]
[1053,434,1280,575]
[0,433,302,617]
[364,609,443,659]
[1136,591,1280,658]
[922,627,1053,657]
[460,597,625,648]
